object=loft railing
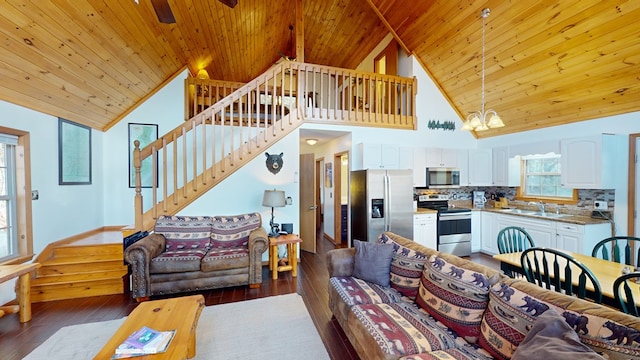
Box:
[134,61,417,231]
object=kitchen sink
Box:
[499,208,571,218]
[499,208,535,214]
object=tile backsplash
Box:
[414,186,615,217]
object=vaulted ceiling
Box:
[0,0,638,139]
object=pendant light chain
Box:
[461,8,505,131]
[481,8,487,115]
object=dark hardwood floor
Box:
[0,235,499,360]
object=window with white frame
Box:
[0,134,18,262]
[522,153,574,199]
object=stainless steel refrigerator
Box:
[350,169,414,243]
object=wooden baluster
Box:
[162,137,167,212]
[151,144,158,221]
[172,132,178,204]
[133,140,143,231]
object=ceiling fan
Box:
[147,0,238,24]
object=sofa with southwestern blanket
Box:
[125,213,268,301]
[327,231,640,360]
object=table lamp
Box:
[263,189,286,236]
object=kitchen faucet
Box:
[529,201,545,213]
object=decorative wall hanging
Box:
[58,118,91,185]
[427,120,456,131]
[265,152,284,174]
[325,162,333,188]
[128,123,158,188]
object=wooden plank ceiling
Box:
[0,0,638,138]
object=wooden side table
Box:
[269,234,302,280]
[0,263,40,323]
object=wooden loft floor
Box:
[0,231,499,360]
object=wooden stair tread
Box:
[32,269,128,286]
[41,254,124,265]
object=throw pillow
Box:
[416,254,492,344]
[479,282,554,360]
[352,240,394,287]
[378,233,429,299]
[512,308,605,360]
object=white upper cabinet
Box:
[425,148,458,168]
[356,143,400,170]
[560,134,626,189]
[412,147,427,187]
[492,147,509,186]
[467,149,492,186]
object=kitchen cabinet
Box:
[480,211,497,254]
[496,214,556,248]
[492,147,509,186]
[356,143,400,170]
[467,149,492,186]
[425,148,458,168]
[471,210,481,252]
[411,147,427,187]
[560,134,626,189]
[485,212,612,256]
[413,213,437,249]
[555,222,610,255]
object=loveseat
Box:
[327,232,640,360]
[125,213,268,301]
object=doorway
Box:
[300,153,317,254]
[333,152,349,246]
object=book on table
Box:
[113,326,176,356]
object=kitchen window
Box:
[519,154,576,201]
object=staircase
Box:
[30,226,131,303]
[134,61,418,231]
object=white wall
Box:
[0,100,105,304]
[102,70,190,226]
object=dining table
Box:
[493,249,639,307]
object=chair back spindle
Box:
[521,247,602,303]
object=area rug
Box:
[23,293,330,360]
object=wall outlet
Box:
[594,200,608,209]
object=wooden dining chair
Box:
[497,226,535,278]
[592,236,640,268]
[613,272,640,316]
[521,247,602,303]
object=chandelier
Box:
[461,8,505,131]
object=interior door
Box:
[300,153,317,253]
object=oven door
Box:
[438,212,471,256]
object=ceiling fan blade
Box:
[151,0,176,24]
[218,0,238,8]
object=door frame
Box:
[629,133,640,236]
[333,151,349,246]
[315,157,323,231]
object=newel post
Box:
[133,140,143,231]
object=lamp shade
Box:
[263,190,286,207]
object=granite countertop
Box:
[480,207,611,225]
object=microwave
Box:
[426,167,460,188]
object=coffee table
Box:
[94,294,205,359]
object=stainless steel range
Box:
[417,194,471,257]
